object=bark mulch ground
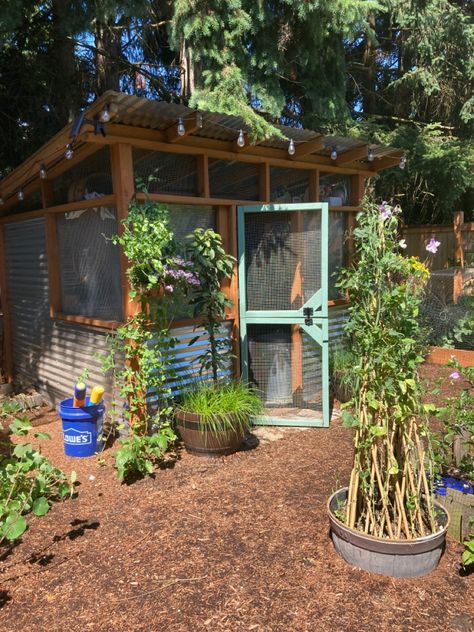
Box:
[0,365,473,632]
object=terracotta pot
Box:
[175,409,246,457]
[327,487,450,577]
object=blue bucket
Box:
[59,397,105,457]
[434,474,474,496]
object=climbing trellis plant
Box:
[102,198,200,481]
[338,198,438,539]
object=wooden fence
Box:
[402,211,474,271]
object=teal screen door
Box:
[237,203,329,427]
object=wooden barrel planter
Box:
[175,409,245,457]
[328,487,450,577]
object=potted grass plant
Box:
[327,198,449,578]
[330,347,357,404]
[175,228,262,456]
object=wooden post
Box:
[197,154,210,198]
[309,170,319,202]
[110,143,136,319]
[453,211,465,303]
[217,205,240,378]
[0,225,13,381]
[259,162,270,202]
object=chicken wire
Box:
[133,149,198,195]
[52,147,113,205]
[57,206,123,321]
[209,159,259,200]
[270,167,310,202]
[244,210,322,311]
[247,323,323,418]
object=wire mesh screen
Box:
[11,189,43,214]
[57,206,123,321]
[247,324,323,419]
[421,270,474,350]
[320,173,351,206]
[245,210,321,311]
[270,168,310,202]
[209,159,259,200]
[329,212,347,300]
[133,149,198,196]
[52,147,113,206]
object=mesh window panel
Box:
[133,149,198,196]
[52,147,113,205]
[12,189,43,213]
[329,212,347,300]
[167,204,216,319]
[320,173,351,206]
[248,324,323,419]
[209,159,259,200]
[57,206,123,320]
[245,210,321,311]
[270,167,310,203]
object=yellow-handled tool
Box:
[89,385,105,404]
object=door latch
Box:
[303,307,314,326]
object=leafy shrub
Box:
[0,402,74,543]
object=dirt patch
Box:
[0,364,472,632]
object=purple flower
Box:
[164,284,174,293]
[426,237,441,254]
[449,371,460,380]
[379,202,392,220]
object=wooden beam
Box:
[369,155,402,172]
[351,174,366,207]
[0,225,13,381]
[40,180,54,208]
[45,214,61,318]
[291,136,325,160]
[109,143,136,320]
[309,170,319,202]
[166,112,203,143]
[82,131,376,176]
[336,145,368,166]
[0,195,117,224]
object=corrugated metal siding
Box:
[5,218,114,406]
[328,303,349,347]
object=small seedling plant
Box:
[338,198,438,539]
[103,197,200,481]
[0,400,75,543]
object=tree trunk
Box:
[95,18,123,94]
[51,0,78,124]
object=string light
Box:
[368,147,375,162]
[177,117,186,136]
[17,189,24,201]
[99,104,110,123]
[330,147,338,160]
[399,154,407,170]
[237,129,245,148]
[39,164,47,179]
[288,138,296,155]
[65,144,74,160]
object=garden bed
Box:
[0,365,473,632]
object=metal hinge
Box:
[303,307,314,326]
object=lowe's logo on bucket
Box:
[64,428,93,445]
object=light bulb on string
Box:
[399,155,407,170]
[330,147,338,160]
[17,189,24,201]
[99,104,110,123]
[177,117,186,136]
[65,144,74,160]
[237,129,245,148]
[39,164,47,179]
[288,138,296,155]
[368,147,375,162]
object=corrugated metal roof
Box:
[108,92,400,160]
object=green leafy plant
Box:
[0,401,75,543]
[102,196,202,481]
[178,381,262,436]
[330,347,358,403]
[187,228,236,382]
[432,361,474,483]
[337,197,439,539]
[462,517,474,570]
